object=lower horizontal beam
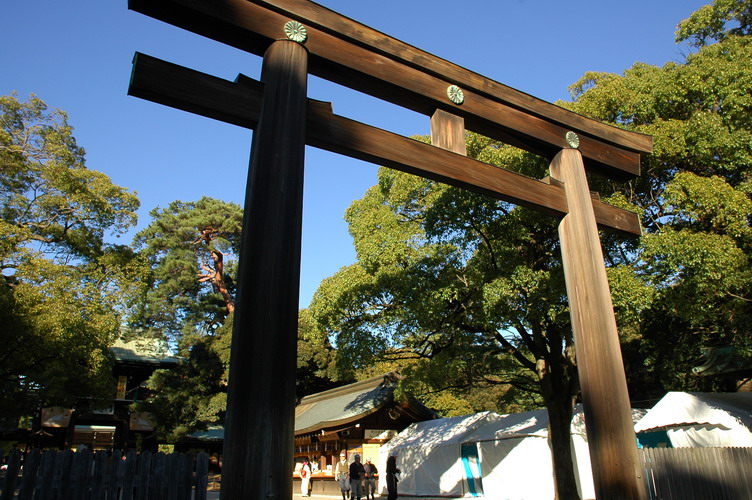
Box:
[128,53,641,235]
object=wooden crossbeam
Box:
[128,0,652,179]
[129,53,641,235]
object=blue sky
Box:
[2,0,707,307]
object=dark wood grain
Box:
[221,40,307,500]
[258,0,652,153]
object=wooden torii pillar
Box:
[128,1,652,498]
[222,40,308,499]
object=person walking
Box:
[335,451,350,500]
[349,454,366,500]
[299,457,312,497]
[386,453,400,500]
[363,457,379,500]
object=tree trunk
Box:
[538,346,581,500]
[546,393,580,500]
[210,249,235,314]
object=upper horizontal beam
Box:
[128,52,641,235]
[259,0,652,152]
[128,0,651,179]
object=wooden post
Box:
[550,148,646,500]
[222,40,308,500]
[430,109,467,155]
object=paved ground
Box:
[294,494,399,499]
[206,491,368,499]
[292,494,352,499]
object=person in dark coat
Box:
[386,453,400,500]
[363,457,379,500]
[349,454,366,500]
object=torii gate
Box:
[128,1,652,498]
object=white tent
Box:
[635,392,752,448]
[378,411,502,497]
[379,409,596,499]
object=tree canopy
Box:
[132,196,243,342]
[676,0,752,47]
[0,94,141,426]
[311,134,583,496]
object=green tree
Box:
[296,308,341,398]
[132,199,339,438]
[132,196,243,341]
[139,309,339,440]
[140,320,231,441]
[0,93,141,426]
[311,138,581,497]
[675,0,752,47]
[130,197,241,438]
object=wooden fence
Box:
[1,449,208,500]
[6,446,749,499]
[640,447,752,499]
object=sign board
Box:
[129,411,155,431]
[364,429,397,440]
[40,407,73,428]
[92,404,115,415]
[361,443,381,465]
[158,444,175,454]
[116,375,128,400]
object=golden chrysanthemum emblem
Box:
[446,85,464,105]
[284,21,307,43]
[565,131,580,149]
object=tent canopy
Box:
[635,392,752,448]
[385,411,506,450]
